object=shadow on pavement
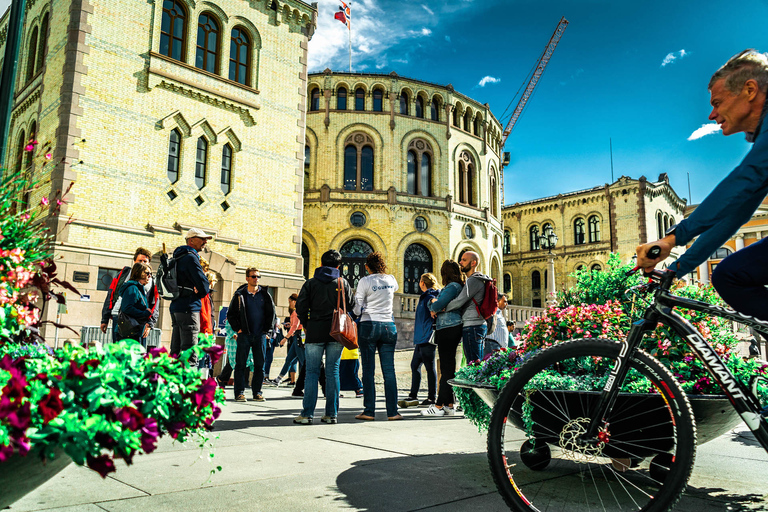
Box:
[334,452,505,512]
[680,486,768,511]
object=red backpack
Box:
[472,278,499,320]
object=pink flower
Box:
[41,197,49,206]
[44,153,52,160]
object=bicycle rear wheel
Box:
[488,339,696,512]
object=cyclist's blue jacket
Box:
[674,101,768,276]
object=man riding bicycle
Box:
[637,49,768,322]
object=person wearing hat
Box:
[169,228,212,367]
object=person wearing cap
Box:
[169,228,212,367]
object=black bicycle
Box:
[487,263,768,511]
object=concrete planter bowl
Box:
[450,379,742,447]
[0,448,72,509]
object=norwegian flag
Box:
[334,1,351,29]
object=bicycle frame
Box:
[585,278,768,453]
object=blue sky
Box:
[307,0,768,206]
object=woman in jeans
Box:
[354,252,401,421]
[274,294,303,387]
[422,260,465,417]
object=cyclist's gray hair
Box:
[709,49,768,94]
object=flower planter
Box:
[0,448,72,509]
[449,378,742,446]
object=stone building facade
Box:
[0,0,317,339]
[501,174,686,307]
[303,71,504,339]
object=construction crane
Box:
[501,17,569,152]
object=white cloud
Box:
[477,76,501,87]
[445,35,451,43]
[421,27,432,36]
[687,123,721,140]
[661,49,688,67]
[422,4,434,15]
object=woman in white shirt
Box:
[353,252,401,421]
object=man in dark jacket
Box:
[227,267,276,402]
[169,228,211,367]
[100,247,159,342]
[293,250,355,424]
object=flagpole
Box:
[348,4,352,72]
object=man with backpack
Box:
[444,251,497,363]
[169,228,212,367]
[100,247,159,342]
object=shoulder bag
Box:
[329,277,358,350]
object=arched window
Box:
[711,247,732,259]
[160,0,187,61]
[474,116,481,136]
[657,211,664,239]
[400,92,409,115]
[403,243,433,294]
[588,215,601,243]
[503,274,511,294]
[663,214,669,233]
[167,129,180,183]
[25,122,36,169]
[372,89,383,112]
[195,13,220,73]
[36,13,49,73]
[229,27,251,85]
[304,144,310,171]
[309,87,320,111]
[340,239,374,289]
[337,87,347,110]
[355,87,365,110]
[490,175,498,217]
[15,130,25,173]
[26,27,38,82]
[195,137,208,189]
[415,96,424,118]
[221,144,232,194]
[458,151,476,206]
[431,96,440,121]
[452,106,459,127]
[343,133,374,191]
[574,218,585,245]
[530,225,540,251]
[591,263,602,272]
[503,231,511,254]
[576,264,585,272]
[301,242,310,280]
[407,139,433,196]
[464,111,471,131]
[532,270,541,289]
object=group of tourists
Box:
[100,233,516,426]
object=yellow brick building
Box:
[302,70,504,303]
[1,0,317,339]
[502,174,686,307]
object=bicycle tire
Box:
[488,339,696,512]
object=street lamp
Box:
[539,225,558,307]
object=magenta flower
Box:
[6,403,31,430]
[115,406,145,431]
[86,454,116,478]
[203,344,224,366]
[140,417,160,453]
[37,388,64,424]
[44,153,52,160]
[40,197,49,206]
[191,378,218,411]
[0,444,14,462]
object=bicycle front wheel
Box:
[488,339,696,512]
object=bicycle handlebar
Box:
[626,245,676,290]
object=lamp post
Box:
[539,225,558,307]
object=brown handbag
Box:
[330,277,358,350]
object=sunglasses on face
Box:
[248,275,260,279]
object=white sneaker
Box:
[421,404,447,417]
[443,406,455,416]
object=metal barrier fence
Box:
[80,326,161,348]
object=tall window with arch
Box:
[530,225,540,251]
[25,122,36,169]
[588,215,601,243]
[309,87,320,111]
[195,137,208,189]
[301,242,310,280]
[343,133,374,191]
[463,111,471,131]
[160,0,187,61]
[399,92,409,115]
[26,27,38,82]
[458,151,476,206]
[503,230,511,254]
[220,144,232,194]
[474,116,481,136]
[452,106,459,127]
[372,89,383,112]
[195,13,220,73]
[15,130,26,173]
[337,87,347,110]
[503,274,512,294]
[36,13,49,74]
[355,88,365,110]
[403,244,433,294]
[407,139,432,196]
[430,96,440,121]
[340,239,373,289]
[657,211,664,239]
[574,217,585,245]
[229,27,251,86]
[532,270,541,290]
[415,96,424,118]
[490,174,498,217]
[167,129,181,183]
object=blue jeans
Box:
[234,333,267,397]
[278,336,303,377]
[462,324,487,364]
[301,341,343,418]
[359,321,398,417]
[264,337,279,378]
[711,238,768,321]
